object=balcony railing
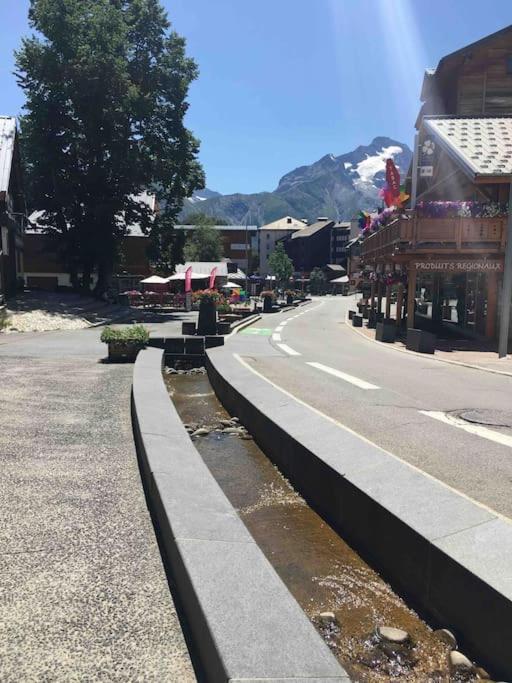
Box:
[361,216,507,260]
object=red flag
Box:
[209,267,217,290]
[385,158,401,202]
[185,266,192,293]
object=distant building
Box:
[282,219,335,274]
[0,117,25,301]
[175,224,258,272]
[258,216,306,275]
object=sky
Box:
[1,1,512,195]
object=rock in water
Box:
[192,428,210,437]
[376,626,410,644]
[319,611,337,626]
[222,427,241,434]
[434,628,457,649]
[449,650,473,671]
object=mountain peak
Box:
[180,136,412,225]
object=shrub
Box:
[100,325,150,345]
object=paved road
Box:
[0,320,196,682]
[230,297,512,519]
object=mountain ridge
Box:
[181,136,412,225]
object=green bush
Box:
[100,325,150,345]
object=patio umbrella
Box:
[140,275,169,284]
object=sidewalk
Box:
[348,312,512,377]
[0,327,196,681]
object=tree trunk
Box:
[94,258,113,300]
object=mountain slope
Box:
[181,137,412,224]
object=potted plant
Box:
[260,290,275,313]
[194,289,222,335]
[100,325,150,362]
[285,289,295,305]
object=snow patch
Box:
[354,145,403,185]
[344,162,352,169]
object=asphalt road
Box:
[232,296,512,519]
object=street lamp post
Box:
[498,180,512,358]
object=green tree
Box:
[309,267,326,295]
[183,214,224,262]
[268,242,293,286]
[183,211,228,226]
[16,0,204,295]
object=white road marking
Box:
[272,333,282,342]
[277,343,301,356]
[307,362,380,390]
[421,411,512,449]
[233,353,511,523]
[275,325,284,332]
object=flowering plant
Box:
[416,201,508,219]
[260,290,275,298]
[192,289,224,304]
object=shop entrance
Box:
[415,272,489,339]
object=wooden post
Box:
[486,271,498,339]
[396,283,404,328]
[377,280,383,314]
[407,266,417,330]
[385,284,391,319]
[370,281,376,310]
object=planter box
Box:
[165,338,185,354]
[185,337,205,355]
[376,322,396,343]
[362,306,370,320]
[107,341,144,362]
[352,314,363,328]
[367,310,378,329]
[182,321,197,335]
[197,300,217,336]
[348,310,356,320]
[205,335,225,349]
[406,328,436,354]
[263,296,273,313]
[217,321,231,336]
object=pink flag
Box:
[185,266,192,293]
[209,267,217,290]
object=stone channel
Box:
[164,366,494,683]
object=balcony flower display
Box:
[416,201,508,219]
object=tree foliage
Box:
[309,266,326,294]
[183,214,224,262]
[16,0,204,294]
[268,242,293,285]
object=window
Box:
[507,55,512,74]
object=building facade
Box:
[258,216,306,275]
[283,219,335,275]
[0,117,24,302]
[362,25,512,342]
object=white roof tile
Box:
[424,116,512,178]
[0,117,16,194]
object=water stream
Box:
[164,369,487,682]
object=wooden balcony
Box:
[361,216,507,261]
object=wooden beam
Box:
[407,267,417,329]
[385,284,391,319]
[396,283,404,328]
[486,270,498,339]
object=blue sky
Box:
[1,1,511,194]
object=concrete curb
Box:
[344,310,512,378]
[229,313,261,335]
[207,347,512,680]
[131,348,348,683]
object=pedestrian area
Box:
[0,328,195,682]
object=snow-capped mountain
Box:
[180,137,412,224]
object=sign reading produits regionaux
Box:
[414,261,503,272]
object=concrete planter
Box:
[263,296,273,313]
[376,322,396,343]
[406,328,436,354]
[216,321,231,336]
[348,310,355,320]
[107,341,144,362]
[182,321,197,335]
[352,314,363,328]
[367,310,377,329]
[197,300,217,336]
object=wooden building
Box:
[362,25,512,342]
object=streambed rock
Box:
[376,626,410,644]
[192,427,210,437]
[434,628,457,649]
[449,650,474,673]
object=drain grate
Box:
[453,409,512,428]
